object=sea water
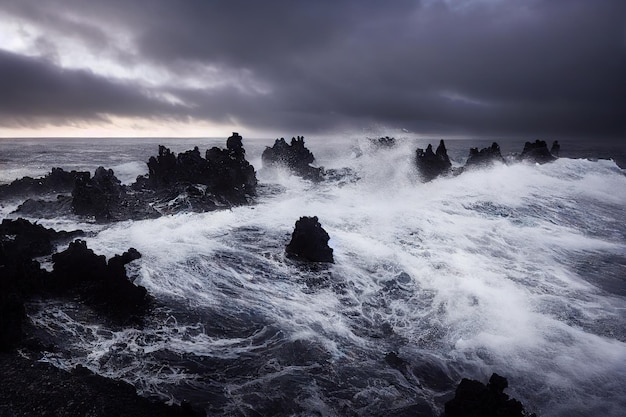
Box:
[1,136,625,416]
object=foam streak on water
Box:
[5,138,626,416]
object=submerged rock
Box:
[415,140,452,181]
[370,136,396,148]
[285,216,334,263]
[262,136,324,181]
[520,140,557,164]
[464,142,506,169]
[445,373,536,417]
[15,195,74,218]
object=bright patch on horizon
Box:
[440,90,491,107]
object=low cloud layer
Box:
[1,0,624,138]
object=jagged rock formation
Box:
[520,140,557,164]
[445,373,536,417]
[550,140,560,157]
[262,136,324,181]
[285,216,334,263]
[6,134,257,222]
[0,219,83,350]
[0,218,148,349]
[464,142,506,168]
[72,167,122,220]
[0,168,87,200]
[415,140,452,181]
[50,240,148,320]
[140,132,257,204]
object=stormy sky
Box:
[0,0,624,138]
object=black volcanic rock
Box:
[71,167,161,222]
[72,167,122,220]
[50,240,149,321]
[0,291,25,352]
[0,168,87,201]
[550,140,560,157]
[0,219,83,350]
[464,142,506,168]
[445,373,536,417]
[0,353,204,417]
[144,133,257,204]
[15,195,74,218]
[262,136,324,181]
[415,140,452,181]
[520,140,557,164]
[286,216,334,263]
[7,134,257,222]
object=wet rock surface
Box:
[4,134,257,222]
[0,167,87,201]
[0,218,146,350]
[0,352,203,417]
[520,140,557,164]
[262,136,324,181]
[285,216,334,263]
[50,240,149,322]
[0,219,84,350]
[415,140,452,181]
[444,373,536,417]
[464,142,506,168]
[370,136,396,148]
[144,132,256,200]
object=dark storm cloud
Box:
[0,50,185,127]
[2,0,625,137]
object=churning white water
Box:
[2,136,626,416]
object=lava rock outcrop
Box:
[445,373,536,417]
[520,140,557,164]
[285,216,334,263]
[415,140,452,181]
[262,136,324,181]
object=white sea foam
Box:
[9,139,626,415]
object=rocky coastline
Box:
[0,133,559,416]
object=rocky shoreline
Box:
[0,134,553,416]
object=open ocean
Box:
[1,136,625,416]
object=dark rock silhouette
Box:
[71,167,160,222]
[415,140,452,181]
[0,289,25,352]
[0,219,83,350]
[262,136,324,181]
[550,140,560,157]
[50,240,149,321]
[0,353,204,417]
[0,167,87,201]
[72,167,122,220]
[464,142,506,168]
[520,140,556,164]
[285,216,334,263]
[445,373,536,417]
[143,132,257,203]
[14,134,257,222]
